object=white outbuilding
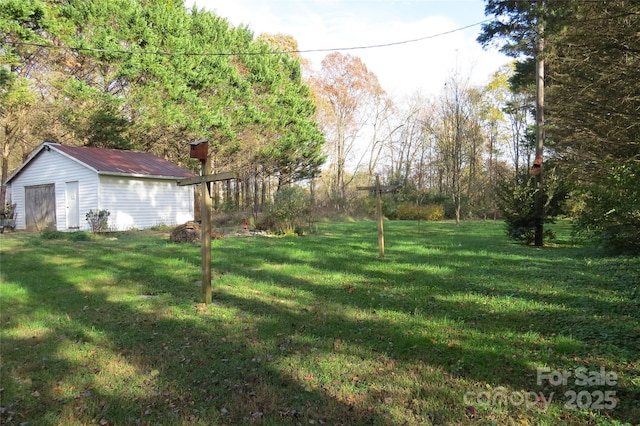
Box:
[5,142,196,232]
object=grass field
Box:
[1,220,638,425]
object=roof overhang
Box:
[97,171,193,181]
[5,142,51,184]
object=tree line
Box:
[311,0,638,252]
[2,0,638,252]
[478,0,639,251]
[1,0,325,213]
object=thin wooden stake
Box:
[376,175,384,258]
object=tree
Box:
[0,0,64,207]
[546,0,639,170]
[2,0,325,213]
[311,52,384,209]
[478,0,569,244]
[480,0,639,251]
[433,71,477,224]
[479,68,513,218]
[496,166,567,244]
[364,91,396,181]
[546,0,640,252]
[242,38,325,191]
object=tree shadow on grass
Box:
[1,237,385,425]
[211,222,640,421]
[2,224,638,425]
[218,225,639,356]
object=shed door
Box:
[25,184,56,232]
[65,181,80,229]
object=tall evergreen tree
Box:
[546,0,640,252]
[1,0,325,208]
[478,0,576,245]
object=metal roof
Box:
[7,143,196,182]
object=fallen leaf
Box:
[465,405,476,418]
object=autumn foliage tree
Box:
[311,52,384,209]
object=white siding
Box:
[8,149,98,231]
[99,175,193,231]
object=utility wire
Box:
[7,19,492,57]
[291,19,492,53]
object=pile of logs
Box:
[169,221,224,243]
[170,221,201,243]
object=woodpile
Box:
[170,222,225,243]
[170,221,201,243]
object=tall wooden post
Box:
[179,140,237,304]
[534,15,545,247]
[376,175,384,258]
[358,176,400,259]
[180,169,236,304]
[200,156,212,304]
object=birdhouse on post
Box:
[529,155,543,176]
[190,139,208,160]
[178,139,238,305]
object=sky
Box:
[188,0,511,98]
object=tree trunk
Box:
[0,124,10,210]
[534,19,545,247]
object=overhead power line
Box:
[291,19,492,53]
[7,19,492,57]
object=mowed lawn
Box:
[1,220,638,425]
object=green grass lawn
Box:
[1,220,638,425]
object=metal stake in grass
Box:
[178,140,237,304]
[357,175,401,258]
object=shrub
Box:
[396,203,419,220]
[423,204,445,221]
[381,195,398,220]
[254,212,278,232]
[40,230,91,241]
[574,161,640,253]
[40,230,65,240]
[67,231,92,242]
[150,224,173,232]
[261,187,312,234]
[496,168,567,244]
[395,203,445,221]
[86,209,110,233]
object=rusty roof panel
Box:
[52,144,196,178]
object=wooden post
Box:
[376,175,384,258]
[534,13,545,247]
[179,169,237,304]
[357,176,400,259]
[200,157,212,304]
[178,140,237,304]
